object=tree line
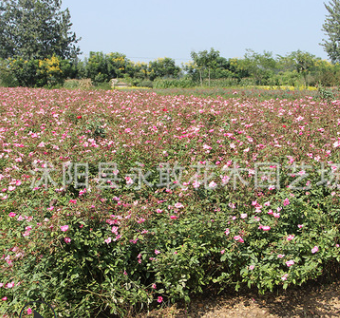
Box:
[2,48,340,89]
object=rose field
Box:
[1,87,340,317]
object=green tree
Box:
[210,56,233,79]
[148,57,181,81]
[285,50,319,88]
[0,58,17,86]
[314,58,338,86]
[190,48,220,86]
[228,58,251,80]
[106,52,129,79]
[321,0,340,63]
[131,61,149,80]
[7,57,39,87]
[85,52,108,82]
[244,49,277,85]
[181,61,198,81]
[0,0,81,60]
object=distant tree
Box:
[314,58,338,86]
[181,61,198,81]
[130,61,149,80]
[190,48,220,86]
[228,58,251,79]
[148,57,181,81]
[86,52,108,82]
[284,50,319,88]
[106,52,129,79]
[244,49,277,85]
[321,0,340,63]
[190,51,205,85]
[0,0,81,60]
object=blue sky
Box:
[61,0,331,64]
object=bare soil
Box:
[132,280,340,318]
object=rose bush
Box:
[0,87,340,317]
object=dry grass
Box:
[64,78,93,89]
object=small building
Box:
[111,78,130,89]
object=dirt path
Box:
[134,280,340,318]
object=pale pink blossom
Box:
[5,281,14,288]
[286,260,295,267]
[208,181,217,188]
[311,246,319,254]
[111,226,119,235]
[125,176,134,185]
[60,225,69,232]
[233,235,244,243]
[193,180,201,188]
[287,234,295,241]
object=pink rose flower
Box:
[286,260,295,267]
[60,225,69,232]
[283,198,290,206]
[287,234,295,241]
[311,246,319,254]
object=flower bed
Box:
[0,87,340,317]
